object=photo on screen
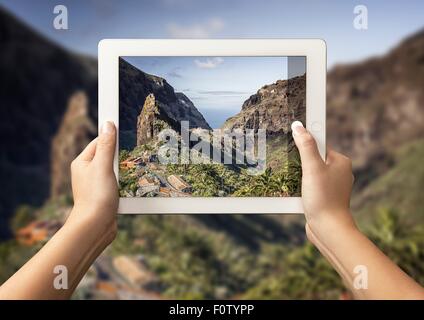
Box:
[119,56,306,197]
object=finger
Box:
[291,121,324,171]
[325,148,338,165]
[94,121,116,170]
[75,138,98,162]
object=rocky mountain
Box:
[136,93,180,145]
[50,92,96,198]
[222,74,306,135]
[119,58,211,149]
[0,7,97,238]
[327,28,424,187]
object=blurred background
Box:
[0,0,423,299]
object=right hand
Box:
[291,121,357,244]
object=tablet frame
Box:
[98,39,326,214]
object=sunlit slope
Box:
[352,139,424,225]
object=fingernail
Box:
[291,121,305,136]
[101,121,114,135]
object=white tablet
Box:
[98,39,326,214]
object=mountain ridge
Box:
[119,58,211,149]
[222,74,306,135]
[326,27,424,187]
[0,7,98,238]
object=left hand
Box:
[67,121,119,245]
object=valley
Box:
[118,58,305,198]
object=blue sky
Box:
[2,0,424,67]
[123,56,305,127]
[2,0,423,126]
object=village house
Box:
[167,175,192,193]
[158,187,171,197]
[148,162,160,170]
[120,156,145,169]
[95,281,119,299]
[112,255,156,287]
[137,176,160,196]
[16,220,62,246]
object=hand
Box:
[291,121,357,245]
[67,121,119,246]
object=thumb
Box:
[95,121,116,170]
[291,121,324,172]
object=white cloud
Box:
[167,18,224,38]
[194,57,224,69]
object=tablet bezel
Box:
[98,39,326,214]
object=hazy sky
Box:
[2,0,424,67]
[123,56,305,127]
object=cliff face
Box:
[119,58,211,149]
[327,29,424,186]
[50,92,96,198]
[137,93,178,145]
[222,74,306,134]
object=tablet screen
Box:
[119,56,306,198]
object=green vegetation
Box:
[111,214,308,299]
[353,139,424,225]
[366,208,424,284]
[119,134,302,198]
[119,165,138,196]
[1,196,423,299]
[1,140,423,300]
[0,240,39,284]
[242,243,343,299]
[107,205,424,300]
[235,155,301,197]
[9,205,35,233]
[166,163,249,196]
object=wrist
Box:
[64,206,117,249]
[306,210,359,247]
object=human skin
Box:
[0,121,118,299]
[291,120,424,300]
[0,120,423,299]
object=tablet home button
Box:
[311,122,322,132]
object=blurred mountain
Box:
[119,58,211,149]
[327,29,424,188]
[50,92,96,199]
[1,3,424,239]
[222,74,306,134]
[352,139,424,224]
[0,8,97,238]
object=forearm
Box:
[308,212,424,299]
[0,208,113,300]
